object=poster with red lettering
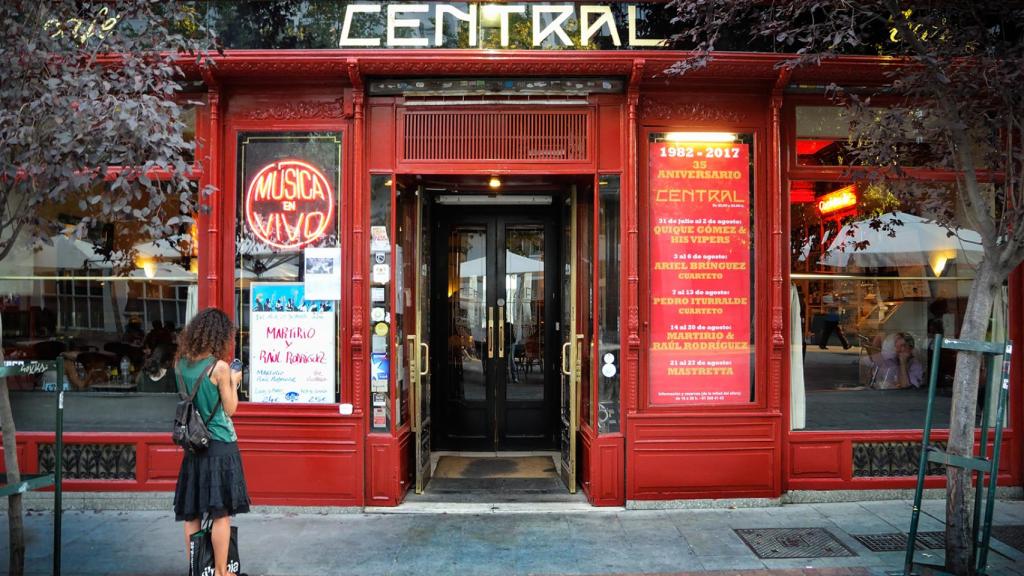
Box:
[648,139,753,405]
[249,283,336,403]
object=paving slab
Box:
[4,498,1024,576]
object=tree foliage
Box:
[1,0,217,265]
[668,2,1023,574]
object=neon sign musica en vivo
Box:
[245,159,335,250]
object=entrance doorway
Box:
[432,209,558,452]
[396,175,593,497]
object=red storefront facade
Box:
[5,22,1022,507]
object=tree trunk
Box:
[0,314,26,576]
[945,263,999,576]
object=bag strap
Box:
[175,357,217,403]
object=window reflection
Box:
[789,180,996,431]
[1,195,197,432]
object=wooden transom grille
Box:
[402,110,589,162]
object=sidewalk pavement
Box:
[4,498,1024,576]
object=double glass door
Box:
[433,210,557,451]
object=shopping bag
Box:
[189,519,241,576]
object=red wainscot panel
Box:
[0,443,27,475]
[232,405,363,506]
[789,440,844,479]
[628,415,781,500]
[579,426,625,506]
[579,426,593,500]
[786,431,1018,491]
[366,430,413,507]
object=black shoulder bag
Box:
[172,359,219,452]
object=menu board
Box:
[648,138,752,405]
[249,282,336,403]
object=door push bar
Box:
[487,307,495,359]
[419,342,429,376]
[561,342,572,376]
[498,306,505,359]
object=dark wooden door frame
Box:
[430,204,560,451]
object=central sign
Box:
[339,3,665,48]
[245,159,335,250]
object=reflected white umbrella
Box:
[460,250,544,277]
[134,234,194,259]
[7,234,114,272]
[819,211,983,272]
[129,261,195,280]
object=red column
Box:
[199,70,222,310]
[348,59,365,418]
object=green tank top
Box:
[177,356,236,443]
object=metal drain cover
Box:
[853,532,945,552]
[991,525,1024,553]
[734,527,857,559]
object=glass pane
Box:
[598,175,621,433]
[577,189,594,426]
[505,225,544,402]
[790,180,983,431]
[234,131,343,405]
[647,132,756,406]
[396,183,417,429]
[369,173,392,430]
[446,226,487,403]
[0,186,197,432]
[796,106,938,166]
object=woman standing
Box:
[173,308,250,576]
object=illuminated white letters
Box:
[436,4,478,47]
[387,4,430,47]
[627,5,664,47]
[481,4,527,47]
[339,4,381,47]
[581,6,620,47]
[335,2,665,49]
[532,6,574,47]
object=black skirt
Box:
[174,441,251,521]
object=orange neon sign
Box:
[245,159,335,250]
[817,185,857,215]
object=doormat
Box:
[734,527,857,559]
[433,456,557,479]
[852,531,944,552]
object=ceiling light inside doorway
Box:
[488,176,502,189]
[664,132,738,143]
[436,195,552,205]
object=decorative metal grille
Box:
[853,532,945,552]
[402,110,589,162]
[38,443,136,480]
[734,528,857,559]
[991,525,1024,553]
[852,441,947,477]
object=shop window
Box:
[646,132,756,406]
[369,174,393,432]
[788,180,1007,431]
[0,187,198,432]
[795,106,938,167]
[234,131,343,405]
[597,175,621,433]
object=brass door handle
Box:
[419,342,429,376]
[487,307,494,359]
[561,342,572,376]
[498,306,505,359]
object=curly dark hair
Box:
[178,308,235,361]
